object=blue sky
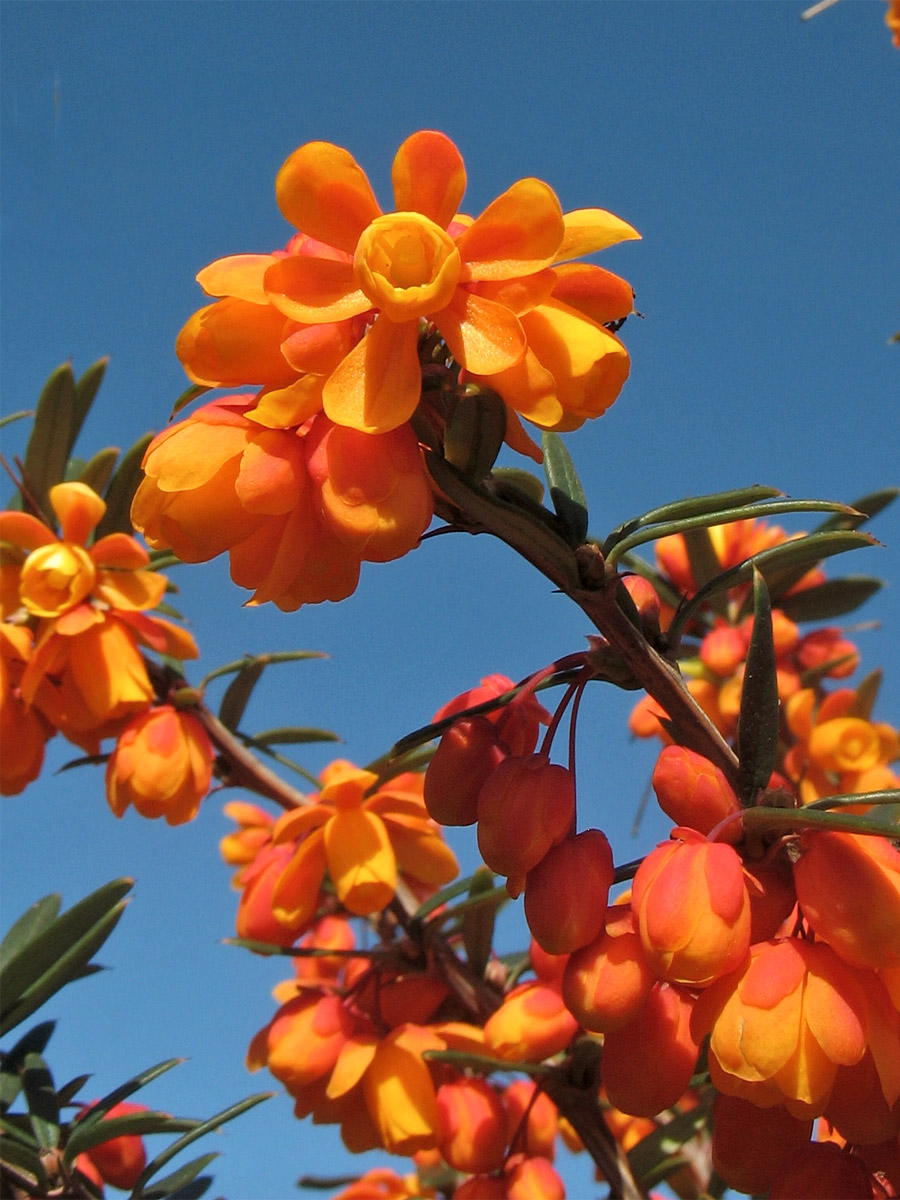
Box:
[1,3,898,1197]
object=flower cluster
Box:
[131,131,638,610]
[0,482,213,822]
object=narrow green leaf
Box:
[542,432,589,546]
[22,1053,59,1150]
[75,447,120,498]
[628,1091,712,1184]
[170,383,210,420]
[63,1058,184,1162]
[668,530,878,647]
[199,650,326,690]
[0,896,61,969]
[248,726,340,747]
[443,392,506,482]
[71,358,109,449]
[736,569,779,805]
[849,669,882,720]
[0,1022,56,1109]
[777,576,883,622]
[133,1093,271,1195]
[462,868,500,978]
[0,409,35,431]
[0,1133,48,1192]
[603,485,783,553]
[0,880,133,1037]
[94,433,155,539]
[137,1153,218,1200]
[490,467,544,505]
[66,1113,200,1162]
[741,805,900,839]
[54,1073,92,1107]
[813,487,898,533]
[807,789,900,811]
[218,661,265,732]
[22,363,77,517]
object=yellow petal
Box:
[50,482,106,545]
[555,208,641,262]
[196,254,280,302]
[271,830,328,926]
[324,808,396,915]
[264,255,370,324]
[276,141,381,254]
[323,318,422,435]
[176,298,298,388]
[434,289,526,375]
[89,532,150,569]
[457,178,564,282]
[391,130,466,229]
[94,568,167,612]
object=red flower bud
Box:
[768,1141,876,1199]
[651,745,740,836]
[477,756,574,881]
[711,1093,813,1195]
[436,1077,509,1174]
[524,829,613,955]
[425,716,507,826]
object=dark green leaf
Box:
[21,1053,59,1150]
[62,1059,183,1153]
[66,1113,200,1161]
[542,432,588,546]
[22,363,77,518]
[462,868,500,979]
[736,569,780,805]
[170,383,210,420]
[199,650,326,691]
[0,1022,56,1108]
[0,879,133,1037]
[813,487,898,533]
[627,1091,712,1184]
[849,670,882,720]
[218,662,265,732]
[0,409,34,431]
[94,433,155,539]
[75,447,120,498]
[248,726,340,747]
[603,485,783,553]
[443,392,506,482]
[0,1131,48,1192]
[490,467,544,505]
[133,1093,271,1195]
[54,1074,92,1107]
[777,576,883,621]
[71,358,109,448]
[0,896,61,970]
[137,1153,218,1200]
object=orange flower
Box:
[631,828,751,988]
[793,831,900,970]
[436,1077,509,1174]
[503,1080,559,1161]
[220,799,277,880]
[132,398,432,610]
[887,0,900,48]
[106,704,214,825]
[692,937,900,1119]
[271,762,458,925]
[710,1093,813,1195]
[1,483,197,752]
[330,1167,432,1200]
[768,1141,876,1199]
[0,624,54,795]
[262,131,638,435]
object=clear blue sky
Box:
[1,3,898,1197]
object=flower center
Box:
[353,212,461,322]
[19,543,97,618]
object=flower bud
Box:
[436,1077,509,1174]
[524,829,613,954]
[503,1080,558,1160]
[651,746,741,836]
[601,981,699,1116]
[768,1142,875,1199]
[711,1093,813,1195]
[506,1154,566,1200]
[477,756,574,881]
[106,705,214,826]
[743,851,797,943]
[562,905,655,1032]
[631,828,750,987]
[484,982,578,1063]
[424,715,506,826]
[793,830,900,969]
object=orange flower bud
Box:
[484,982,578,1063]
[631,829,751,987]
[562,905,655,1032]
[529,938,569,984]
[601,981,699,1116]
[825,1047,900,1145]
[524,830,613,954]
[503,1080,558,1160]
[743,851,797,943]
[431,674,550,757]
[424,716,507,826]
[436,1077,509,1174]
[768,1141,875,1199]
[477,756,574,881]
[505,1154,566,1200]
[619,574,661,637]
[793,831,900,969]
[710,1093,813,1195]
[452,1177,507,1200]
[105,705,214,826]
[0,625,53,795]
[700,623,747,678]
[75,1101,148,1191]
[651,746,741,836]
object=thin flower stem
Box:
[195,704,309,811]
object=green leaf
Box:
[812,487,898,533]
[218,661,265,732]
[248,726,340,746]
[75,447,121,498]
[603,485,783,553]
[0,879,133,1037]
[541,432,588,546]
[132,1093,271,1197]
[94,433,155,539]
[668,530,879,648]
[137,1152,218,1200]
[0,896,61,970]
[0,1022,56,1108]
[0,409,35,431]
[849,670,882,720]
[71,358,109,447]
[736,569,779,805]
[66,1112,200,1162]
[170,383,210,420]
[0,1131,48,1193]
[21,363,77,518]
[62,1059,184,1161]
[199,650,326,691]
[21,1053,59,1150]
[54,1073,92,1108]
[490,467,544,505]
[741,805,900,839]
[627,1091,713,1187]
[443,391,506,482]
[777,575,883,622]
[462,868,500,978]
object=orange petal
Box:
[327,1036,379,1100]
[324,808,397,915]
[246,377,325,429]
[94,569,167,612]
[196,254,279,302]
[89,532,150,569]
[272,804,331,844]
[551,263,635,325]
[176,298,298,388]
[391,131,466,229]
[555,208,641,262]
[434,289,526,375]
[457,179,564,282]
[323,318,422,435]
[50,482,106,545]
[264,255,370,324]
[0,511,57,552]
[276,141,381,254]
[281,321,362,376]
[271,830,328,927]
